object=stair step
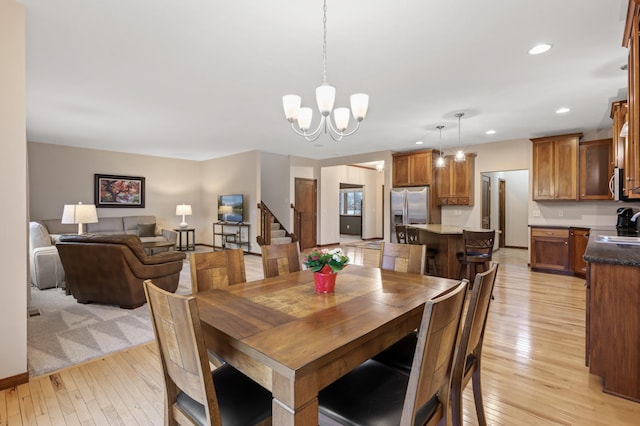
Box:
[271,230,286,238]
[270,223,281,230]
[271,237,292,245]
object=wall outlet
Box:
[346,224,350,229]
[532,210,541,217]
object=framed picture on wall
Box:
[94,174,145,208]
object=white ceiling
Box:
[21,0,629,161]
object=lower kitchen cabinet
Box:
[531,226,591,277]
[530,227,570,274]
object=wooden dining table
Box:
[195,265,460,425]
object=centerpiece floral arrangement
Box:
[303,248,349,274]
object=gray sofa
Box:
[29,215,177,290]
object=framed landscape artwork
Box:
[94,174,145,208]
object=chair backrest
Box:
[406,227,420,245]
[190,249,246,293]
[261,242,301,278]
[400,280,469,425]
[143,280,222,425]
[462,230,495,260]
[450,263,499,424]
[395,224,408,244]
[379,242,426,275]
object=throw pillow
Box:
[137,223,156,237]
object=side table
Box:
[174,228,195,251]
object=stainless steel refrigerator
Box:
[390,187,429,243]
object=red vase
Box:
[313,271,337,293]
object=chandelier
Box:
[282,0,369,142]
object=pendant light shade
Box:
[454,112,466,162]
[436,125,445,168]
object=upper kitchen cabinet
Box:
[622,2,640,199]
[435,153,476,206]
[531,133,582,201]
[392,149,437,187]
[579,139,613,200]
[610,100,627,169]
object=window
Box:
[340,189,363,215]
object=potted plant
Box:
[303,248,349,293]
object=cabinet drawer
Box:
[531,228,569,238]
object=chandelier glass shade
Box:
[454,112,466,162]
[282,0,369,142]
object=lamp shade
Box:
[61,202,98,234]
[175,204,192,216]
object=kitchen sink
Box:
[595,235,640,245]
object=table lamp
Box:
[61,202,98,234]
[176,204,192,228]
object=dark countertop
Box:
[584,228,640,266]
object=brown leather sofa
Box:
[57,234,186,309]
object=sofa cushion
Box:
[86,217,124,234]
[137,223,156,237]
[123,215,157,235]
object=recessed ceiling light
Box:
[485,130,496,135]
[556,107,571,114]
[416,141,424,145]
[528,43,552,55]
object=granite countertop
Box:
[406,224,490,235]
[584,229,640,266]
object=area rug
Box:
[27,263,192,377]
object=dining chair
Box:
[143,280,272,426]
[456,229,495,282]
[372,263,499,426]
[318,279,468,426]
[190,249,246,293]
[395,224,408,244]
[379,242,426,275]
[261,242,301,278]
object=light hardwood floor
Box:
[3,246,640,425]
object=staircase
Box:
[257,201,296,246]
[269,220,292,245]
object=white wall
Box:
[28,143,205,239]
[0,0,27,384]
[201,150,260,253]
[260,152,291,228]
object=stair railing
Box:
[257,201,297,246]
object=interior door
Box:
[294,178,317,250]
[499,179,506,248]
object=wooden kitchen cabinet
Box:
[435,153,476,206]
[392,149,436,187]
[579,139,613,200]
[622,3,640,199]
[570,227,590,277]
[530,227,570,274]
[531,133,582,201]
[610,100,627,169]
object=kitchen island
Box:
[584,230,640,402]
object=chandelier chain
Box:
[322,0,328,85]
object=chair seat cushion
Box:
[372,331,417,374]
[319,359,438,426]
[457,251,491,263]
[176,364,271,426]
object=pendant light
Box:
[436,125,445,167]
[454,112,466,162]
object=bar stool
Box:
[457,229,495,282]
[406,227,438,276]
[394,224,407,244]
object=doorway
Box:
[339,183,363,240]
[480,170,529,249]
